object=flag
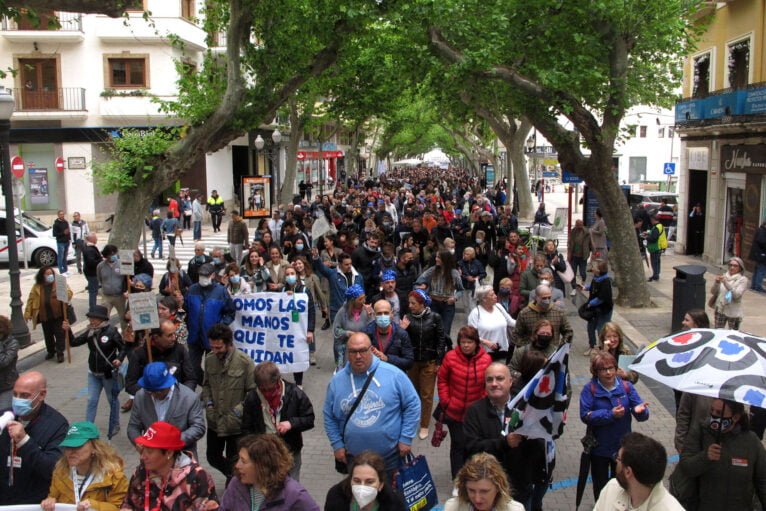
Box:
[503,342,571,442]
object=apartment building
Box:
[675,0,766,265]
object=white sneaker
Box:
[310,353,317,366]
[418,427,429,440]
[583,348,593,356]
[570,288,577,297]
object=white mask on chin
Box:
[351,485,379,508]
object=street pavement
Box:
[3,194,766,510]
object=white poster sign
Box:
[119,249,135,276]
[128,292,160,331]
[232,292,309,373]
[54,274,69,304]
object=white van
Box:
[0,209,75,267]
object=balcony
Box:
[1,12,84,43]
[675,82,766,128]
[97,16,206,52]
[11,87,87,120]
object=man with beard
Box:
[394,248,419,316]
[352,230,381,299]
[202,324,256,479]
[594,432,683,510]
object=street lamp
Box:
[0,87,31,348]
[254,130,284,211]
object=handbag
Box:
[578,302,596,322]
[431,406,448,447]
[394,454,438,511]
[66,303,77,324]
[557,260,575,283]
[335,368,377,474]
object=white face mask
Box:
[351,485,378,508]
[199,276,212,287]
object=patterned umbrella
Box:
[629,328,766,407]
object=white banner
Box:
[232,292,309,373]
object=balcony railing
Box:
[2,12,82,32]
[675,81,766,126]
[12,87,86,112]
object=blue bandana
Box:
[345,284,365,300]
[381,270,397,283]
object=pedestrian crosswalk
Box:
[145,230,229,269]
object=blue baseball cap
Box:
[138,362,177,391]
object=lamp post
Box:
[254,129,283,212]
[0,87,31,348]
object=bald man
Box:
[0,371,68,504]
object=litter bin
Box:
[671,265,707,333]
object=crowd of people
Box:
[3,164,766,511]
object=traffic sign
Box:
[55,157,65,173]
[10,155,24,178]
[562,170,583,184]
[663,162,676,175]
[542,171,558,178]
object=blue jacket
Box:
[458,258,487,291]
[579,377,649,458]
[364,322,414,371]
[323,357,421,469]
[312,257,363,314]
[185,283,235,349]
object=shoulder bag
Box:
[335,367,377,474]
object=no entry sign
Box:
[10,155,24,178]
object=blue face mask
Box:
[295,243,305,251]
[376,315,391,329]
[195,255,205,263]
[286,275,297,286]
[45,274,55,284]
[12,392,39,417]
[212,257,221,265]
[230,275,241,284]
[110,255,118,263]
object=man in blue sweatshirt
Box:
[324,332,420,474]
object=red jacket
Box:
[437,348,492,422]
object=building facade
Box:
[675,0,766,266]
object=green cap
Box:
[60,421,100,448]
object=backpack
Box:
[657,224,668,250]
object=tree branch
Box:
[429,26,603,148]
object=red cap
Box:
[135,421,185,451]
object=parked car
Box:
[0,209,75,267]
[629,191,678,217]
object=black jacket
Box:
[52,218,70,244]
[404,309,446,362]
[0,403,68,504]
[351,244,380,294]
[751,225,766,265]
[71,324,126,376]
[83,244,103,277]
[464,397,524,480]
[125,343,196,396]
[134,257,155,278]
[364,322,414,371]
[488,249,515,291]
[394,262,419,315]
[241,380,315,453]
[324,482,406,511]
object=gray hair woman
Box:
[467,285,516,362]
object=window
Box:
[728,38,750,89]
[125,0,147,11]
[668,127,675,138]
[692,52,711,98]
[639,126,647,138]
[658,127,665,138]
[108,58,146,87]
[629,157,647,183]
[181,0,195,20]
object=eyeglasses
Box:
[598,366,616,374]
[348,347,372,356]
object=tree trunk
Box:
[576,156,651,307]
[280,99,303,207]
[109,177,170,249]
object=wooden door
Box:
[19,59,58,110]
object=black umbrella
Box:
[575,432,597,509]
